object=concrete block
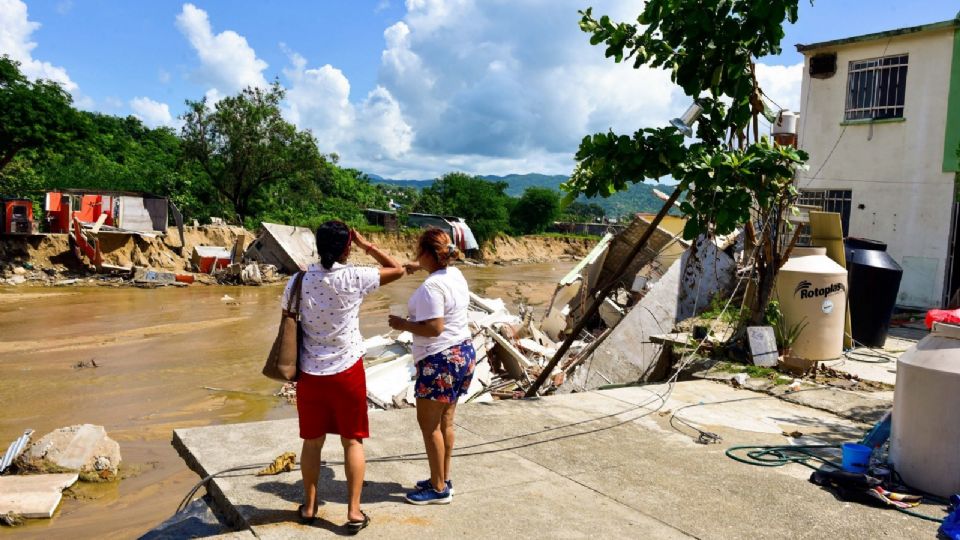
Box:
[0,473,78,518]
[748,326,779,367]
[22,424,121,481]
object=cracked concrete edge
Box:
[171,429,250,533]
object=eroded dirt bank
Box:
[0,227,594,285]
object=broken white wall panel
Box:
[561,240,734,392]
[677,235,736,321]
[541,233,613,340]
[0,473,78,519]
[244,223,318,274]
[366,354,416,409]
[486,327,534,380]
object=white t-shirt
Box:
[408,266,471,361]
[281,263,380,376]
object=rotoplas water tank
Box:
[774,247,848,362]
[890,322,960,497]
[845,237,903,347]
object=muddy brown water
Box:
[0,262,573,539]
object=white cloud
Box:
[130,97,181,129]
[280,48,413,161]
[756,62,804,113]
[374,0,391,14]
[175,3,268,97]
[0,0,77,91]
[358,0,685,177]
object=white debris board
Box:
[747,326,779,367]
[0,473,78,518]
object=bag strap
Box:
[287,272,306,315]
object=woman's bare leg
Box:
[300,436,325,517]
[340,436,366,522]
[416,398,448,491]
[440,404,456,483]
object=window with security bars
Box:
[795,189,853,246]
[845,54,907,121]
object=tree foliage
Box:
[566,1,808,240]
[181,83,320,223]
[560,200,605,222]
[511,187,560,234]
[569,1,811,326]
[414,172,511,244]
[0,56,85,173]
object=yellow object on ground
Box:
[255,452,296,476]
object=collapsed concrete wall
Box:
[561,236,735,392]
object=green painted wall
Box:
[943,27,960,172]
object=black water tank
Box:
[845,237,903,347]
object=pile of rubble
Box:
[330,213,742,409]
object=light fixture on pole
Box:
[670,100,704,137]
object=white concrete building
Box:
[796,15,960,308]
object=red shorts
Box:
[296,359,369,440]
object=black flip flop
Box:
[298,504,317,525]
[345,511,370,534]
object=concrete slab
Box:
[173,381,940,538]
[0,473,78,518]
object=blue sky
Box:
[2,0,958,178]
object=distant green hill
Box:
[367,172,677,217]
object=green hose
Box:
[725,444,839,469]
[725,444,945,524]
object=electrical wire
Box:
[174,385,671,514]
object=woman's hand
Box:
[351,229,373,252]
[387,315,407,331]
[403,261,421,275]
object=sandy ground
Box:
[0,262,573,539]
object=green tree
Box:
[560,200,605,222]
[511,187,560,234]
[566,1,810,326]
[415,172,510,245]
[181,83,320,223]
[35,112,223,221]
[0,56,84,173]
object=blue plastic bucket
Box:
[841,443,872,473]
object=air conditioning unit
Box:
[810,53,837,79]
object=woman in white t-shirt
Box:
[387,228,475,506]
[285,221,404,532]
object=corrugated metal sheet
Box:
[1,429,34,473]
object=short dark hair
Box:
[316,220,351,270]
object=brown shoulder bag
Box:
[262,272,306,382]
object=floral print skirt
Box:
[414,339,477,403]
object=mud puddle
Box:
[0,262,571,538]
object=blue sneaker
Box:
[415,479,454,494]
[405,487,452,505]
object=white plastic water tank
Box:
[774,247,847,362]
[773,110,798,135]
[890,322,960,497]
